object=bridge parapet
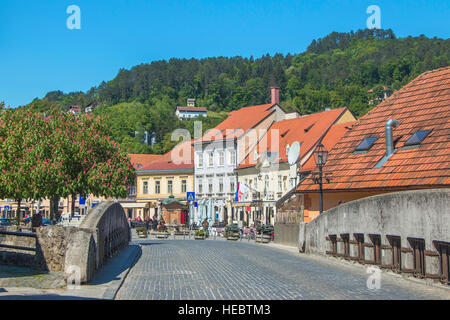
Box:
[298,189,450,285]
[64,201,131,283]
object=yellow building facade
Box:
[135,168,194,221]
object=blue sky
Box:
[0,0,449,108]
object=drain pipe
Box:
[385,119,400,157]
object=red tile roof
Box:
[139,140,194,171]
[299,121,355,172]
[197,104,276,142]
[237,107,351,169]
[128,154,163,170]
[297,66,450,193]
[176,106,208,112]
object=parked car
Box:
[130,220,147,229]
[0,218,11,230]
[211,222,227,228]
[42,218,54,226]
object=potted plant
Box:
[156,220,170,238]
[256,225,274,243]
[225,223,240,241]
[195,230,208,240]
[136,227,148,238]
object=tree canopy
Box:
[0,107,136,220]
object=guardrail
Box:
[0,230,37,252]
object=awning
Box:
[232,202,252,208]
[120,202,150,209]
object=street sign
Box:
[194,202,198,208]
[187,192,195,202]
[4,206,10,211]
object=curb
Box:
[101,244,141,300]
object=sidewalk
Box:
[0,244,140,300]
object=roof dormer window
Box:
[354,136,378,152]
[403,129,431,147]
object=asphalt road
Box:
[115,239,450,300]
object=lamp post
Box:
[314,144,328,215]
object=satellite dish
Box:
[288,141,301,166]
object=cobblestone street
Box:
[115,239,450,300]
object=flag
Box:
[235,182,250,202]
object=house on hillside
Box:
[295,66,450,220]
[175,99,208,120]
[68,105,81,115]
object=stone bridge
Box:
[0,201,131,284]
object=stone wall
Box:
[65,201,131,282]
[0,201,131,284]
[274,223,300,247]
[298,189,450,284]
[274,193,303,247]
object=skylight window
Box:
[281,129,290,138]
[355,137,378,152]
[304,124,315,133]
[404,130,431,147]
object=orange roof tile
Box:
[237,107,351,169]
[128,154,163,170]
[139,140,194,171]
[299,121,356,172]
[297,66,450,193]
[196,104,276,143]
[176,106,208,112]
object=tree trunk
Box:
[50,196,59,222]
[71,194,76,218]
[16,199,21,226]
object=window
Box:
[197,153,203,168]
[218,151,224,166]
[278,175,282,192]
[229,150,236,165]
[208,179,213,193]
[143,181,148,194]
[404,130,431,147]
[230,181,235,193]
[219,178,224,193]
[208,152,214,167]
[355,137,378,152]
[168,180,173,194]
[198,179,203,194]
[155,181,160,194]
[181,180,187,193]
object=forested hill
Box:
[27,29,450,154]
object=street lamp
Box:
[313,143,328,215]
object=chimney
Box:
[385,119,400,157]
[187,98,196,107]
[271,87,280,105]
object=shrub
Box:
[136,227,148,236]
[256,224,274,235]
[195,230,209,238]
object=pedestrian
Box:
[202,218,209,232]
[148,218,153,230]
[152,215,158,231]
